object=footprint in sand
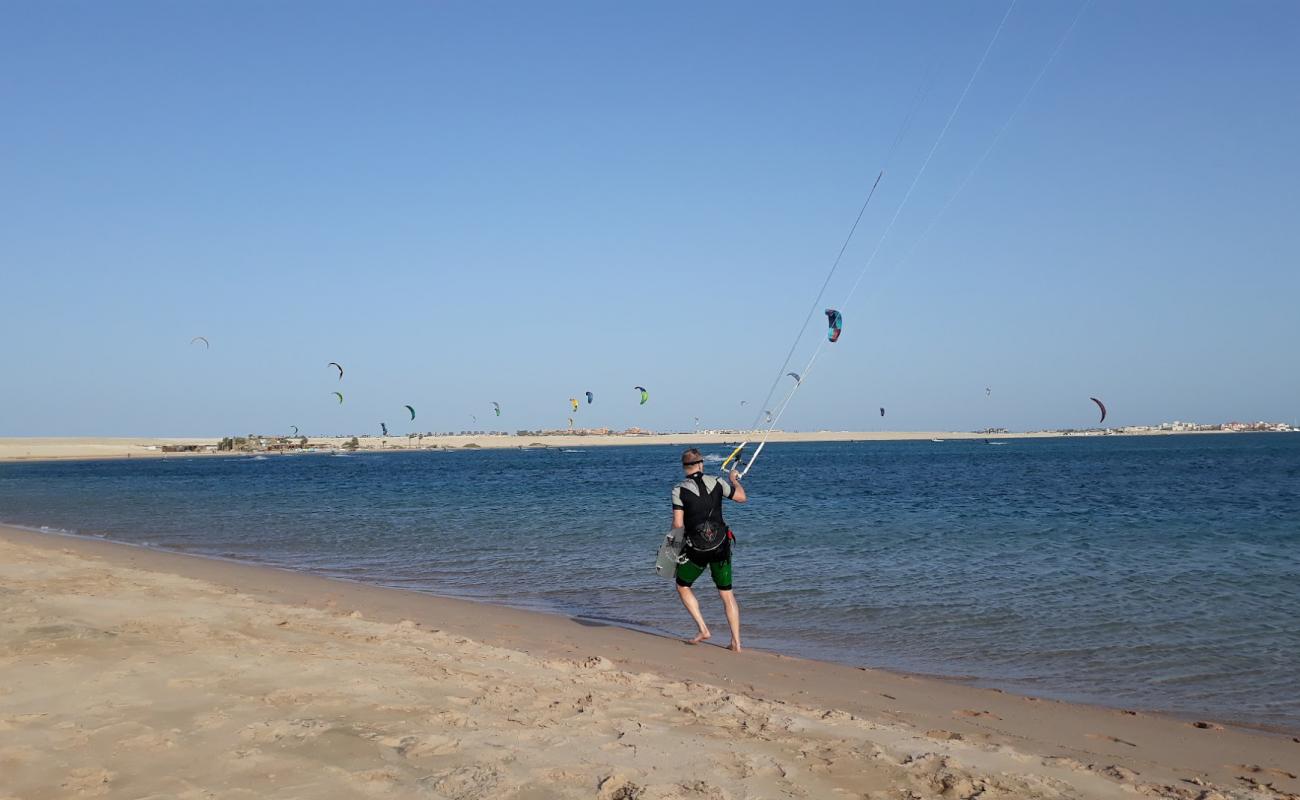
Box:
[419,764,501,798]
[118,730,177,750]
[597,773,646,800]
[1095,764,1140,782]
[428,709,477,729]
[1232,764,1298,780]
[954,709,1001,720]
[238,718,332,744]
[60,767,114,796]
[1189,721,1224,731]
[388,734,461,760]
[193,710,229,731]
[926,729,965,741]
[1086,733,1138,748]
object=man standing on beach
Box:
[671,448,746,651]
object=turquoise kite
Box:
[825,309,842,342]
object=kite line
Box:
[729,0,1078,477]
[742,65,937,437]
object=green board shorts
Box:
[675,547,733,591]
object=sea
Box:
[2,433,1297,731]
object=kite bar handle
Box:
[719,442,747,474]
[738,441,767,479]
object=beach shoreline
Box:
[2,522,1296,799]
[5,521,1295,737]
[0,429,1240,464]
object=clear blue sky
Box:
[3,1,1297,436]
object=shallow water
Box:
[2,434,1297,730]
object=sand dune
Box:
[1,526,1295,799]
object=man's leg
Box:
[676,584,711,644]
[718,590,741,652]
[711,558,741,652]
[675,560,710,644]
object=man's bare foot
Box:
[686,629,711,645]
[728,641,743,652]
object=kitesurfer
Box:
[670,448,746,651]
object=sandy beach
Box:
[0,430,1204,463]
[1,524,1295,800]
[0,438,222,462]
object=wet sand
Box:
[1,524,1295,799]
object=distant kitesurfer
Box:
[671,448,747,651]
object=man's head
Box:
[681,448,704,476]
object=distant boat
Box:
[930,438,945,443]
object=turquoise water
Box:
[2,434,1297,730]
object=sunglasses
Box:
[682,460,704,467]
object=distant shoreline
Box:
[0,428,1268,464]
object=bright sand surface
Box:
[0,430,1193,463]
[0,438,220,462]
[1,525,1296,800]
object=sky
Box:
[2,1,1297,436]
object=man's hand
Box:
[729,468,747,502]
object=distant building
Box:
[161,443,217,453]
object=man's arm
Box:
[728,469,747,503]
[671,483,685,528]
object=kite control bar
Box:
[719,443,746,476]
[719,441,767,479]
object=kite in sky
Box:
[825,309,842,342]
[1091,397,1108,424]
